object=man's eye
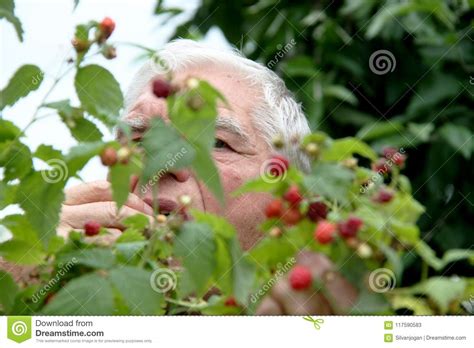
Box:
[214,138,231,150]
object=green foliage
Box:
[161,0,473,288]
[0,2,472,317]
[0,65,43,110]
[0,0,23,41]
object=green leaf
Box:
[0,119,21,141]
[1,214,39,242]
[0,141,33,181]
[0,0,23,41]
[390,295,433,315]
[110,161,137,209]
[415,241,474,271]
[0,270,18,313]
[122,214,150,232]
[390,220,419,245]
[322,137,377,161]
[18,171,65,247]
[439,124,472,159]
[65,141,105,177]
[408,277,466,314]
[0,182,17,210]
[44,100,103,142]
[323,85,358,105]
[192,210,235,239]
[109,266,164,315]
[0,65,42,109]
[34,144,64,162]
[228,237,256,305]
[75,65,123,127]
[174,222,216,295]
[57,248,116,269]
[356,121,403,141]
[43,273,114,315]
[0,240,45,264]
[304,163,355,205]
[350,289,391,314]
[192,142,224,203]
[141,118,195,182]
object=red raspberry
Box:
[99,17,115,39]
[84,220,101,236]
[383,146,406,166]
[282,207,302,226]
[338,216,363,238]
[372,158,391,175]
[152,78,173,98]
[289,265,313,290]
[224,297,238,307]
[314,220,336,244]
[283,185,303,207]
[373,188,394,203]
[307,201,328,222]
[100,147,117,166]
[268,154,289,177]
[265,199,283,218]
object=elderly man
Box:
[15,40,357,314]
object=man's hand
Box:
[58,180,154,242]
[257,251,358,315]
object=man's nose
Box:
[169,169,190,182]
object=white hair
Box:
[124,39,311,171]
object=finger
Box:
[64,180,154,215]
[61,201,154,230]
[270,276,332,315]
[297,251,358,313]
[256,296,284,315]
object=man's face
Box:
[123,64,274,249]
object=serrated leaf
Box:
[174,222,216,295]
[0,65,42,109]
[56,248,116,269]
[65,141,105,177]
[141,118,195,182]
[0,141,33,181]
[18,171,65,247]
[0,240,45,264]
[304,163,354,205]
[109,266,164,315]
[75,65,123,127]
[0,119,21,141]
[43,273,114,315]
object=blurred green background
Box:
[156,0,474,282]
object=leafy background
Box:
[157,0,474,284]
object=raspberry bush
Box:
[0,3,473,316]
